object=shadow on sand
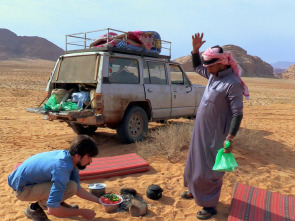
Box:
[234,127,295,170]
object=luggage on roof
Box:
[90,31,162,55]
[65,28,171,58]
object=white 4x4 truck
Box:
[27,29,205,143]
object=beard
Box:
[76,161,89,170]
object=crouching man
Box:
[8,135,100,220]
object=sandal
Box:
[196,207,217,220]
[180,191,193,199]
[25,205,49,221]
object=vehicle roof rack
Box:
[65,28,171,59]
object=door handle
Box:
[147,88,153,92]
[186,86,193,93]
[173,90,178,92]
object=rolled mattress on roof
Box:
[90,31,161,54]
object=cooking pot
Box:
[146,184,163,200]
[88,183,107,198]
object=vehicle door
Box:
[143,60,172,119]
[169,64,196,117]
[101,56,145,124]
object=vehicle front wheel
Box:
[69,123,98,135]
[116,106,148,144]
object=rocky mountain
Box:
[282,65,295,80]
[271,61,295,70]
[273,68,286,75]
[0,28,64,61]
[271,61,295,75]
[174,45,274,78]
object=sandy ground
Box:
[0,60,295,221]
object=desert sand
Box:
[0,60,295,221]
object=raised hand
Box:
[192,33,206,54]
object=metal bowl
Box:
[99,194,123,213]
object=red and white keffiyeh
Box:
[202,47,250,100]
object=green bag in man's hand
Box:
[212,141,238,172]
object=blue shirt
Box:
[8,150,81,208]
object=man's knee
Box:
[66,181,78,196]
[14,182,52,202]
[14,190,25,201]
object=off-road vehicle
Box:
[27,28,205,143]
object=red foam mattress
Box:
[79,153,150,180]
[13,153,150,181]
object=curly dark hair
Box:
[69,135,98,157]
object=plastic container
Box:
[72,93,79,102]
[88,183,107,198]
[77,99,83,110]
[72,91,90,102]
[99,194,123,213]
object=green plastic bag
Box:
[44,94,78,111]
[212,141,238,172]
[43,94,60,111]
[62,102,78,110]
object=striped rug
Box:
[228,183,295,221]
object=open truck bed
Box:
[26,107,103,125]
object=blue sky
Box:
[1,0,294,63]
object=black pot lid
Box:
[148,184,163,192]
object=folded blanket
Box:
[90,31,161,54]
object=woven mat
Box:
[228,183,295,221]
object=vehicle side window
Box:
[143,61,150,84]
[170,64,190,86]
[183,74,190,86]
[170,65,184,85]
[145,62,167,85]
[108,57,139,84]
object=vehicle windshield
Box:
[52,54,99,83]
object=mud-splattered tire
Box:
[70,123,98,135]
[116,106,148,144]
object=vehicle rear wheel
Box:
[157,119,167,124]
[70,123,98,135]
[116,106,148,144]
